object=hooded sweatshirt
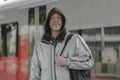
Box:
[42,7,66,43]
[30,7,94,80]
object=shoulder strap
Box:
[77,36,92,60]
[60,34,73,56]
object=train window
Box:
[28,8,35,25]
[104,26,120,62]
[104,26,120,35]
[0,22,18,57]
[39,6,46,25]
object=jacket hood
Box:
[42,7,66,43]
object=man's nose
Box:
[54,17,59,21]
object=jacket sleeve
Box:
[67,34,94,69]
[29,42,41,80]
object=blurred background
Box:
[0,0,120,80]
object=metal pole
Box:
[101,27,105,53]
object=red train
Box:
[0,6,46,80]
[0,22,29,80]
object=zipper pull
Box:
[53,40,57,48]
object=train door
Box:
[0,22,19,80]
[28,6,46,65]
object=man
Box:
[29,7,94,80]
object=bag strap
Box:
[77,36,92,58]
[60,34,73,56]
[60,34,92,63]
[75,36,92,62]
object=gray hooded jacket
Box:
[29,7,94,80]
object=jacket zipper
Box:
[50,40,57,80]
[53,40,57,80]
[50,45,53,80]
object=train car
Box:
[0,22,28,80]
[0,6,46,80]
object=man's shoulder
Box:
[67,33,81,37]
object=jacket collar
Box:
[41,29,66,44]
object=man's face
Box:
[50,13,62,31]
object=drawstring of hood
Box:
[42,7,66,43]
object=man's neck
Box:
[51,31,60,39]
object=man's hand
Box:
[55,56,67,66]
